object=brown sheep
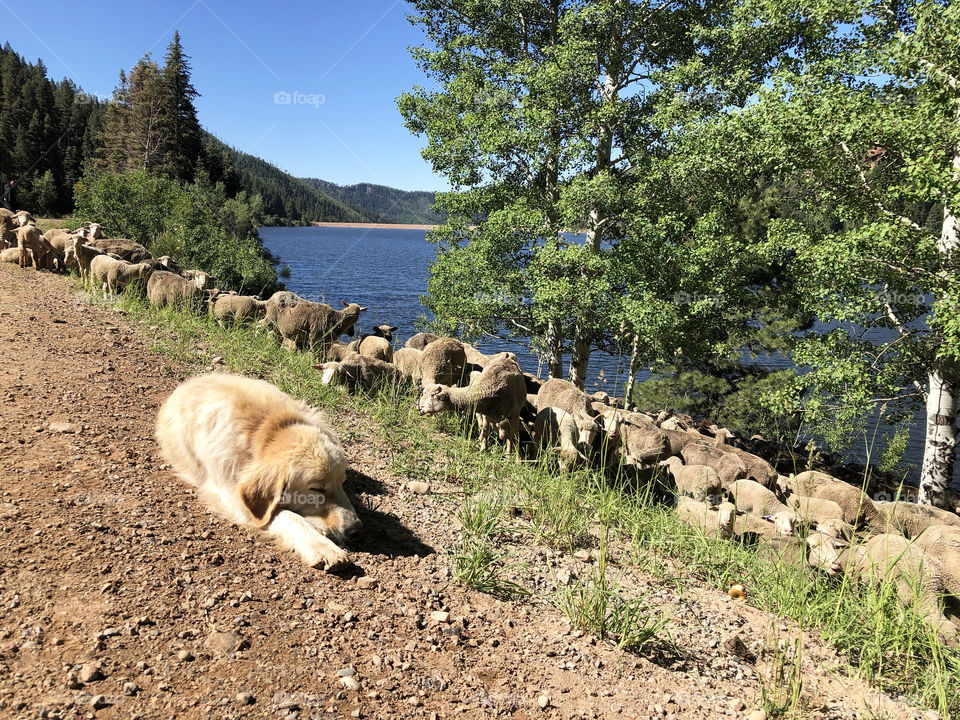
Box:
[212,294,267,325]
[417,354,526,455]
[316,353,403,393]
[392,347,423,384]
[662,456,724,502]
[405,332,439,350]
[146,270,208,312]
[0,247,20,263]
[419,338,467,386]
[43,228,81,255]
[536,378,602,450]
[873,501,960,538]
[90,255,153,294]
[681,442,748,488]
[85,238,152,263]
[64,237,105,283]
[270,298,368,353]
[358,335,393,362]
[17,225,63,270]
[263,291,302,324]
[676,498,736,540]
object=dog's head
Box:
[237,422,362,544]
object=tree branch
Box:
[839,141,926,233]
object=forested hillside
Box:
[206,136,369,225]
[0,43,105,215]
[302,177,443,224]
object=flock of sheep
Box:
[5,211,960,645]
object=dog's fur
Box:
[155,373,361,570]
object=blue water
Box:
[261,225,953,488]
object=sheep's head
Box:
[574,413,601,448]
[601,408,622,442]
[806,532,846,576]
[764,510,798,537]
[717,502,737,540]
[315,361,344,387]
[416,384,453,415]
[372,324,398,340]
[816,517,853,542]
[14,211,34,227]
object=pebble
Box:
[728,699,746,712]
[78,663,103,683]
[747,711,767,720]
[406,481,431,495]
[123,681,139,696]
[90,694,109,709]
[430,611,450,624]
[205,630,245,655]
[537,694,551,709]
[407,696,423,706]
[356,577,378,590]
[49,421,82,434]
[177,649,195,662]
[236,692,255,706]
[340,675,361,691]
[337,668,357,677]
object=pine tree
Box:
[160,31,202,182]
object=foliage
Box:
[74,169,281,295]
[302,177,444,225]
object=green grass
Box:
[99,285,959,718]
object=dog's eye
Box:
[308,486,325,494]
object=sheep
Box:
[263,291,302,324]
[534,407,589,471]
[85,238,152,263]
[183,269,215,290]
[787,495,845,527]
[808,533,959,643]
[681,442,748,488]
[0,211,16,249]
[270,298,368,353]
[661,456,724,502]
[90,255,153,294]
[63,237,105,283]
[675,498,736,540]
[392,347,423,384]
[535,378,602,450]
[405,332,439,350]
[316,353,403,393]
[721,445,778,487]
[419,337,467,387]
[727,479,797,536]
[873,501,960,539]
[811,483,880,530]
[43,228,81,255]
[463,342,518,370]
[146,270,208,311]
[0,247,20,263]
[358,335,393,362]
[608,417,671,467]
[733,510,798,540]
[416,353,527,455]
[13,210,35,227]
[787,470,842,496]
[79,222,105,239]
[156,255,181,273]
[17,225,63,270]
[212,294,267,325]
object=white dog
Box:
[155,373,361,570]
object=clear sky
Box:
[0,0,445,192]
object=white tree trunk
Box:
[918,367,957,508]
[623,334,641,406]
[544,319,563,379]
[919,141,960,507]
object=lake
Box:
[261,225,954,489]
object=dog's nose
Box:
[342,522,364,545]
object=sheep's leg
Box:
[475,413,490,451]
[505,416,521,458]
[265,509,349,571]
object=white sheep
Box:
[727,479,797,536]
[534,406,588,471]
[661,456,724,502]
[675,497,737,540]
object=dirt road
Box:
[0,264,928,720]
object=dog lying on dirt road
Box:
[155,373,362,571]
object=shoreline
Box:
[310,221,437,230]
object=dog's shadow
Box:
[346,467,435,561]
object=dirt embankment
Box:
[0,264,929,720]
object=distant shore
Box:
[311,221,437,230]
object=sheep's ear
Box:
[359,305,368,312]
[340,298,348,307]
[237,463,287,527]
[388,326,398,332]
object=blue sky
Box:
[1,0,445,191]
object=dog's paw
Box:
[309,546,350,572]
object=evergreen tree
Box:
[160,31,202,182]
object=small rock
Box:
[747,711,767,720]
[177,649,194,662]
[78,663,103,683]
[205,631,246,655]
[340,676,361,691]
[337,668,357,678]
[537,694,551,709]
[406,696,423,707]
[430,611,450,624]
[90,694,109,709]
[123,682,139,696]
[235,692,255,706]
[48,421,82,434]
[722,633,756,663]
[356,577,378,590]
[351,711,361,719]
[573,550,591,562]
[728,699,746,712]
[406,481,431,495]
[556,569,572,585]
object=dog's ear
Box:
[238,463,287,527]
